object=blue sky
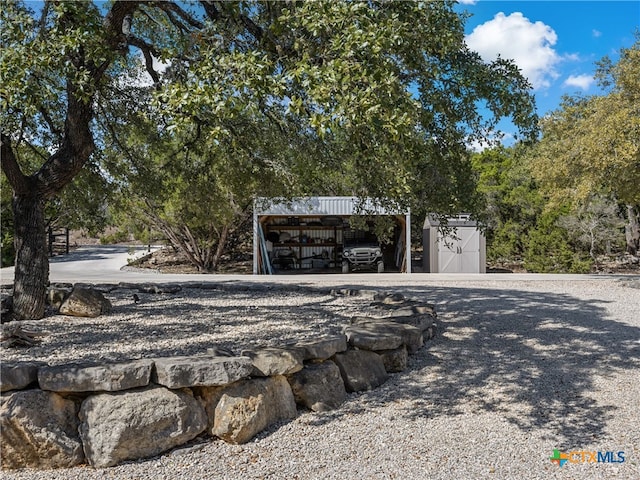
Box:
[456,0,639,144]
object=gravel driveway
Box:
[2,276,640,479]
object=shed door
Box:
[438,228,480,273]
[458,228,480,273]
[438,237,459,273]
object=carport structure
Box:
[253,196,411,274]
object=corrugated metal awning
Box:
[254,196,408,216]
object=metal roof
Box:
[254,196,408,216]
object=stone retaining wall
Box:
[0,287,436,470]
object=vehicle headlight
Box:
[343,249,352,258]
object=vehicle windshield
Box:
[343,230,379,247]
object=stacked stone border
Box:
[1,283,436,470]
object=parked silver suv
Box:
[341,229,384,273]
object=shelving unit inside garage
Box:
[262,217,343,271]
[253,197,412,274]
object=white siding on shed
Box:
[423,214,486,273]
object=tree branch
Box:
[199,0,221,21]
[153,1,204,30]
[128,36,161,85]
[38,107,64,140]
[103,1,142,50]
[0,134,31,195]
[30,1,145,198]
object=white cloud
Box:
[592,29,602,38]
[564,74,594,91]
[465,12,561,90]
[457,0,478,5]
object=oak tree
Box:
[530,38,640,253]
[2,1,537,319]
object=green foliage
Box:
[471,145,624,273]
[1,189,14,266]
[151,0,537,212]
[96,1,538,269]
[471,145,544,264]
[472,38,639,271]
[531,38,640,206]
[48,161,112,234]
[99,229,130,245]
[524,208,592,274]
[1,1,114,148]
[100,78,304,270]
[1,229,14,267]
[2,1,539,279]
[1,157,14,266]
[528,38,639,254]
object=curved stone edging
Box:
[0,286,436,470]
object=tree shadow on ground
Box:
[5,278,638,449]
[309,284,640,447]
[1,287,357,365]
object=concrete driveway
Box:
[1,245,161,286]
[1,244,633,287]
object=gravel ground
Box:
[1,285,375,366]
[2,277,640,479]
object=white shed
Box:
[253,197,411,274]
[423,214,486,273]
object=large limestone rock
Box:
[373,292,405,304]
[368,310,435,332]
[287,361,347,412]
[348,318,423,354]
[38,360,153,392]
[47,287,71,309]
[58,287,112,318]
[152,355,253,389]
[1,362,41,392]
[78,385,207,468]
[241,347,304,376]
[194,385,226,434]
[0,389,84,469]
[332,350,388,392]
[294,335,348,361]
[209,375,297,444]
[376,345,408,373]
[343,325,404,351]
[391,304,437,319]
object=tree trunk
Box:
[210,224,230,271]
[2,2,141,320]
[12,194,49,320]
[626,205,640,255]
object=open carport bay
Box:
[253,197,411,275]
